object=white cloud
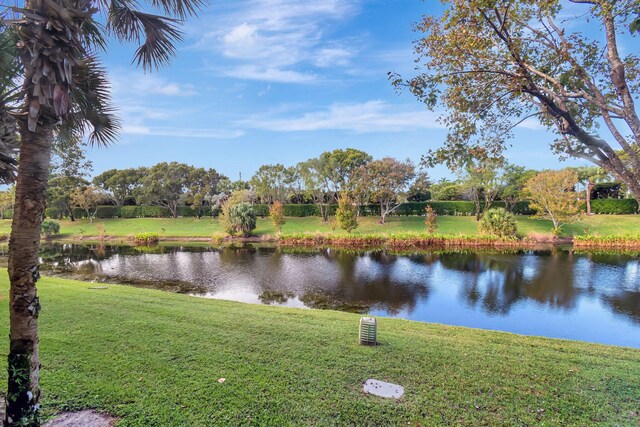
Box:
[314,47,353,67]
[122,126,244,139]
[516,117,545,130]
[222,66,317,83]
[198,0,361,82]
[111,72,196,97]
[241,100,444,133]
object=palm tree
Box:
[0,23,21,184]
[2,0,203,423]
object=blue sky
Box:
[88,0,594,180]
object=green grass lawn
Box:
[0,275,638,426]
[1,214,639,239]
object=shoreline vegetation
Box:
[0,275,639,425]
[1,215,640,249]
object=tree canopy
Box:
[394,0,640,203]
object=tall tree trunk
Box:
[586,180,594,216]
[5,122,53,427]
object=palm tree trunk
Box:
[5,122,53,427]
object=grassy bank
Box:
[0,275,639,426]
[1,215,639,240]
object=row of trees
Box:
[36,148,421,224]
[31,145,627,228]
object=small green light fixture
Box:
[359,317,377,345]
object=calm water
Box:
[36,243,640,348]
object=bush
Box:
[224,203,256,236]
[589,199,638,214]
[269,201,286,233]
[41,220,60,237]
[425,205,438,234]
[335,193,358,233]
[133,232,159,245]
[479,208,517,238]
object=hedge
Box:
[39,199,638,219]
[589,198,638,214]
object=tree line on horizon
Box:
[1,147,632,226]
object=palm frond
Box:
[107,0,184,70]
[58,54,120,147]
[150,0,206,20]
[0,21,20,184]
[0,102,19,184]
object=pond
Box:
[30,243,640,348]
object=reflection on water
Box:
[32,243,640,347]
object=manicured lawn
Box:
[0,275,638,426]
[1,214,639,239]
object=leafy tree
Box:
[188,167,223,219]
[250,164,288,204]
[407,171,432,201]
[322,148,372,195]
[335,192,358,233]
[70,186,103,223]
[93,167,146,206]
[572,166,609,215]
[283,166,305,203]
[46,137,94,220]
[395,0,640,205]
[298,157,332,222]
[2,0,202,419]
[0,185,14,219]
[430,180,464,201]
[356,158,415,224]
[524,170,582,234]
[47,175,89,220]
[479,208,517,238]
[459,159,504,220]
[138,162,191,219]
[501,165,537,212]
[424,205,437,234]
[269,201,285,233]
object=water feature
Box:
[30,243,640,347]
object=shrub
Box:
[269,201,286,233]
[589,199,638,214]
[41,220,60,238]
[425,205,438,234]
[224,203,256,236]
[133,232,159,245]
[479,208,517,238]
[335,193,358,233]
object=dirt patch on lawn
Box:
[43,410,117,427]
